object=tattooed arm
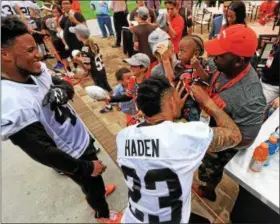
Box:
[190,85,242,152]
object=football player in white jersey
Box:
[117,76,242,223]
[1,17,122,223]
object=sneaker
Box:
[96,211,123,223]
[53,62,64,70]
[100,106,113,113]
[192,184,217,202]
[105,184,116,197]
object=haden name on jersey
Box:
[125,139,159,157]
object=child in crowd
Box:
[152,31,210,121]
[105,53,151,125]
[69,24,113,98]
[101,68,137,118]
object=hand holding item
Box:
[156,44,169,61]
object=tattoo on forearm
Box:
[208,106,242,152]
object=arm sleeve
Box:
[51,75,75,100]
[9,121,94,177]
[109,94,133,103]
[74,13,86,23]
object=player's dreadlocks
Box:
[1,16,29,48]
[136,76,172,117]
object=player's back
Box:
[117,120,213,223]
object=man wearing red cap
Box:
[191,24,266,201]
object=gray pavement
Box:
[1,140,127,223]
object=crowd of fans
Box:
[1,0,279,223]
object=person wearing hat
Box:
[69,24,113,101]
[149,28,179,79]
[133,6,157,76]
[129,0,157,24]
[191,24,266,202]
[105,53,151,125]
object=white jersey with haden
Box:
[117,121,213,223]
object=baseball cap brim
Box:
[123,58,141,66]
[204,39,227,56]
[69,26,76,34]
[152,39,169,54]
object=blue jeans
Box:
[97,15,114,38]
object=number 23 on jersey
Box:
[121,166,183,223]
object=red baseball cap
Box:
[205,25,258,57]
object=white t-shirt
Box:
[117,121,213,223]
[1,62,89,159]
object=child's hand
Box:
[157,44,169,61]
[190,56,201,70]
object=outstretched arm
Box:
[190,85,242,152]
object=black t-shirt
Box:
[60,12,86,51]
[80,42,106,81]
[262,44,280,86]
